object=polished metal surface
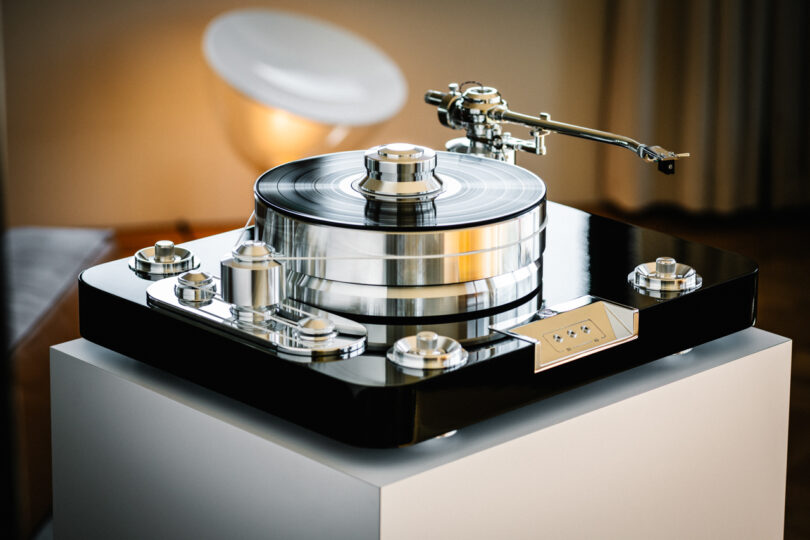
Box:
[154,240,176,262]
[426,82,689,172]
[355,143,444,202]
[258,205,545,286]
[147,276,366,361]
[129,241,199,277]
[174,270,217,304]
[493,109,688,165]
[387,330,469,370]
[629,256,702,295]
[286,260,541,317]
[444,136,514,162]
[491,296,639,373]
[362,293,540,348]
[297,316,337,341]
[220,241,283,314]
[427,84,513,162]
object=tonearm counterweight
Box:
[425,82,689,174]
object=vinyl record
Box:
[255,150,546,230]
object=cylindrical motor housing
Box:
[220,241,283,310]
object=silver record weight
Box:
[254,145,547,345]
[355,143,444,202]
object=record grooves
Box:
[255,150,547,231]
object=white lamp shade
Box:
[203,9,407,168]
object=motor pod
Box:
[220,240,283,323]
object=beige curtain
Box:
[598,0,810,213]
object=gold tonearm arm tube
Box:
[425,82,689,174]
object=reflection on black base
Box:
[78,202,758,447]
[364,200,437,228]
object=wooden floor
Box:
[114,208,809,538]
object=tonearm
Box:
[425,82,689,174]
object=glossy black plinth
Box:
[78,203,757,447]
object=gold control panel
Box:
[492,297,639,373]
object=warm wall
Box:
[3,0,608,227]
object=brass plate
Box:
[499,298,638,373]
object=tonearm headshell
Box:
[425,81,689,174]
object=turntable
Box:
[78,83,757,447]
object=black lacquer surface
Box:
[78,203,757,447]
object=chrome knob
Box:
[655,257,677,278]
[154,240,176,262]
[297,316,337,341]
[629,256,702,297]
[377,142,424,160]
[388,331,468,370]
[416,331,440,353]
[174,270,216,304]
[129,240,197,278]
